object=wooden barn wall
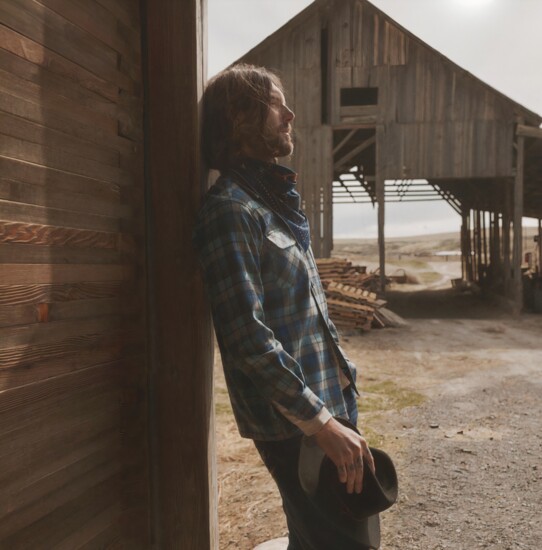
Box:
[329,0,516,181]
[0,1,150,547]
[242,10,333,257]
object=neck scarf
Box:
[235,158,311,252]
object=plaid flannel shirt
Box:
[193,172,358,441]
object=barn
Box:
[239,0,542,308]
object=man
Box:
[193,64,376,549]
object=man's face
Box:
[260,83,295,161]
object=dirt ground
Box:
[214,250,542,550]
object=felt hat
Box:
[298,417,398,547]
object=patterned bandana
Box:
[235,158,311,251]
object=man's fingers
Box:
[363,446,376,475]
[346,461,356,494]
[337,464,348,484]
[354,454,364,494]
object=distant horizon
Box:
[334,224,540,242]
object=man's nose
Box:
[283,105,295,122]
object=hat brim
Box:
[298,417,398,520]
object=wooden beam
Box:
[516,124,542,140]
[376,175,386,290]
[512,127,525,313]
[463,210,468,281]
[144,0,217,548]
[502,185,511,294]
[334,135,376,171]
[332,129,357,155]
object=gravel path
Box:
[216,291,542,550]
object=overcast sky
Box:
[208,0,542,238]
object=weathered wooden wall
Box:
[0,0,150,546]
[327,0,521,181]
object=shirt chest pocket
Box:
[262,229,307,289]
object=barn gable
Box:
[240,0,542,308]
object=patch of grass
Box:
[215,400,233,417]
[394,259,430,270]
[417,271,442,284]
[359,380,425,414]
[360,424,387,448]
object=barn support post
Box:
[482,210,488,277]
[475,209,482,283]
[512,124,525,313]
[376,125,386,291]
[461,208,471,281]
[143,0,218,548]
[493,212,503,284]
[503,184,512,296]
[376,175,386,290]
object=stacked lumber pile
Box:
[316,258,407,332]
[325,282,380,331]
[315,258,379,292]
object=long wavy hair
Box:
[202,63,284,172]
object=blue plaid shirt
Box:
[193,168,358,441]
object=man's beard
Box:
[262,127,294,159]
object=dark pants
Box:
[254,388,379,550]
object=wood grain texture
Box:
[0,22,117,101]
[0,1,149,547]
[0,281,123,306]
[0,0,135,92]
[0,220,118,248]
[145,0,216,547]
[0,177,130,218]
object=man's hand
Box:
[312,417,375,495]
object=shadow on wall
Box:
[0,2,150,546]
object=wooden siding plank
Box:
[53,503,123,550]
[0,44,118,123]
[0,422,119,488]
[0,0,136,92]
[0,281,123,306]
[0,66,117,134]
[34,0,139,61]
[0,111,118,168]
[0,200,130,233]
[0,178,128,218]
[0,472,123,546]
[0,297,126,328]
[0,332,143,390]
[0,315,127,349]
[0,23,116,101]
[96,0,140,33]
[0,135,132,186]
[0,158,121,201]
[0,264,131,285]
[0,220,119,249]
[0,243,125,266]
[0,91,134,157]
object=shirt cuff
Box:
[273,402,333,436]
